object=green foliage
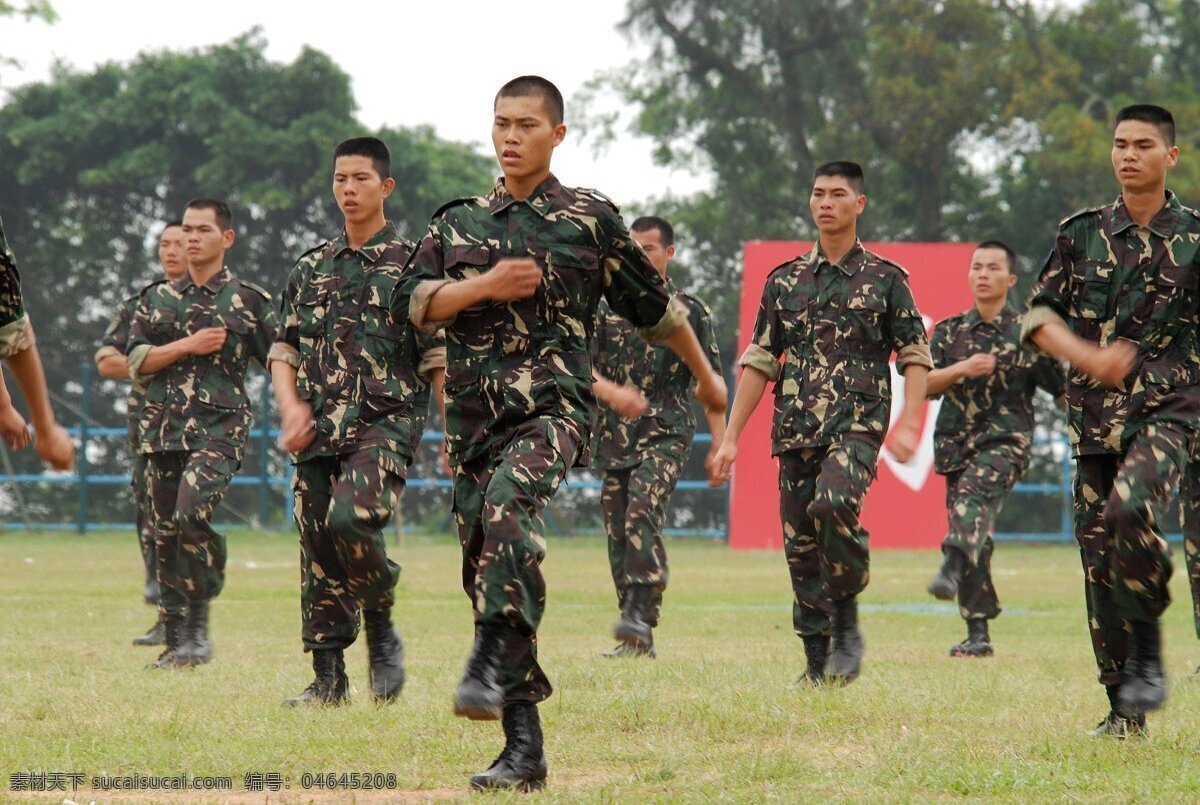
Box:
[0,31,492,518]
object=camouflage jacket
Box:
[126,267,278,460]
[1022,192,1200,456]
[930,305,1066,474]
[268,222,445,468]
[95,289,161,452]
[0,215,33,358]
[400,174,686,467]
[739,240,933,454]
[592,292,721,470]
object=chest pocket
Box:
[296,286,332,339]
[148,308,181,344]
[1150,264,1199,324]
[1069,260,1112,320]
[445,244,492,280]
[545,245,600,312]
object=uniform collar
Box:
[1110,190,1181,238]
[964,303,1017,330]
[486,174,563,218]
[173,266,231,294]
[331,221,397,263]
[804,239,865,276]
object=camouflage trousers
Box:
[1073,423,1186,686]
[600,432,688,627]
[131,451,156,599]
[779,438,878,638]
[147,448,239,616]
[292,448,404,651]
[1179,458,1200,639]
[452,416,583,705]
[941,442,1028,621]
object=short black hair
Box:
[184,198,232,230]
[630,216,675,247]
[495,75,564,126]
[161,219,183,231]
[814,161,865,194]
[974,239,1017,271]
[1115,104,1175,146]
[334,136,391,180]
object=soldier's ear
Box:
[1006,273,1017,289]
[382,177,396,198]
[552,123,567,148]
[855,194,867,214]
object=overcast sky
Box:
[0,0,710,205]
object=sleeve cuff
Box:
[418,343,447,381]
[126,344,152,379]
[94,344,123,367]
[637,295,688,343]
[1020,305,1066,354]
[266,341,301,370]
[0,316,31,359]
[409,279,456,333]
[896,343,934,374]
[738,343,781,381]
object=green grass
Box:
[3,530,1200,802]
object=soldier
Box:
[1021,104,1197,737]
[590,215,725,658]
[711,161,932,687]
[270,137,445,707]
[126,198,277,670]
[923,240,1066,657]
[398,75,726,792]
[0,215,76,471]
[95,221,187,646]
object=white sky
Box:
[0,0,711,205]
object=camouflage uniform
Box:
[929,306,1066,620]
[269,222,444,652]
[126,268,278,616]
[0,216,36,359]
[1022,192,1200,686]
[739,241,932,638]
[96,289,166,593]
[592,294,721,627]
[1179,452,1200,639]
[400,175,685,703]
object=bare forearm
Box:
[139,339,194,375]
[664,322,716,385]
[97,354,131,380]
[1029,319,1093,366]
[5,343,57,428]
[591,371,623,409]
[723,367,769,444]
[425,276,492,323]
[925,364,963,396]
[270,361,301,408]
[899,365,928,422]
[705,407,727,447]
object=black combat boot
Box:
[613,586,654,648]
[1118,620,1167,715]
[599,639,657,659]
[927,547,967,601]
[145,612,187,670]
[178,599,212,666]
[1089,684,1147,738]
[799,634,830,685]
[363,608,405,702]
[454,622,507,720]
[824,596,864,684]
[282,649,350,707]
[132,613,166,647]
[468,702,548,792]
[950,618,994,658]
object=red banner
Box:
[730,241,978,550]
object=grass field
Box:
[3,530,1200,803]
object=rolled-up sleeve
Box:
[266,341,301,369]
[738,343,780,381]
[1022,228,1075,354]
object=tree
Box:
[0,30,493,524]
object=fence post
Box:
[259,384,271,528]
[77,361,92,534]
